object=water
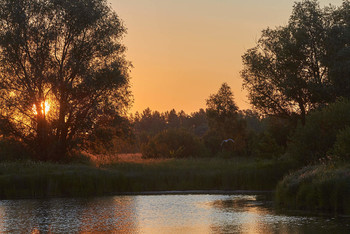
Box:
[0,194,350,233]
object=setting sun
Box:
[32,101,50,116]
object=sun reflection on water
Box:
[0,194,349,233]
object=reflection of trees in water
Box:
[208,195,350,234]
[0,197,138,233]
[79,196,137,233]
[0,206,5,231]
[210,195,269,212]
[1,195,350,233]
[0,200,49,232]
[209,195,274,233]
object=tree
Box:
[241,0,332,125]
[189,109,208,137]
[327,1,350,99]
[165,109,180,129]
[206,83,246,153]
[206,82,239,137]
[0,0,131,160]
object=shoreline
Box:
[114,190,274,196]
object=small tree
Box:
[206,83,246,153]
[0,0,131,160]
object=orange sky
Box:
[109,0,342,114]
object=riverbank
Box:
[0,157,295,199]
[275,162,350,215]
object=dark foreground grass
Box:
[0,158,296,199]
[275,163,350,215]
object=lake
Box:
[0,193,349,233]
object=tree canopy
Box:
[241,0,350,125]
[0,0,131,160]
[205,83,246,152]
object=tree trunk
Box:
[36,115,49,161]
[299,102,306,126]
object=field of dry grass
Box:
[85,152,170,166]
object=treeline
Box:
[104,82,291,160]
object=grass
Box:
[275,162,350,215]
[0,156,297,199]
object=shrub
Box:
[287,99,350,164]
[251,132,284,159]
[141,129,208,158]
[275,163,350,214]
[0,138,31,161]
[203,131,222,154]
[331,126,350,159]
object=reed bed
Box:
[275,163,350,214]
[0,157,296,199]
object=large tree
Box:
[0,0,131,160]
[327,1,350,98]
[241,0,332,125]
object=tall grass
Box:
[275,162,350,214]
[0,158,297,199]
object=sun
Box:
[32,101,50,116]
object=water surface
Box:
[0,194,349,233]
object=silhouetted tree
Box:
[206,83,246,153]
[327,1,350,99]
[189,109,208,137]
[241,0,331,125]
[0,0,131,160]
[134,108,166,136]
[165,109,181,129]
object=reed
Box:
[0,158,296,199]
[275,162,350,214]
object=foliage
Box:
[287,99,350,164]
[0,138,31,161]
[275,163,350,214]
[205,83,247,154]
[251,132,284,159]
[241,0,334,125]
[141,129,208,158]
[327,0,350,98]
[206,83,239,137]
[203,132,223,154]
[131,108,209,153]
[134,108,167,138]
[331,126,350,159]
[86,115,134,155]
[0,0,131,160]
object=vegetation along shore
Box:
[0,0,350,216]
[0,156,296,200]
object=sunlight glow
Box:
[32,101,50,115]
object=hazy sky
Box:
[109,0,342,114]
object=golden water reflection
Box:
[0,194,350,233]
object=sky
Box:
[109,0,343,114]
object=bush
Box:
[141,129,208,158]
[331,126,350,159]
[203,131,222,154]
[251,132,284,159]
[275,163,350,214]
[0,138,31,161]
[287,99,350,164]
